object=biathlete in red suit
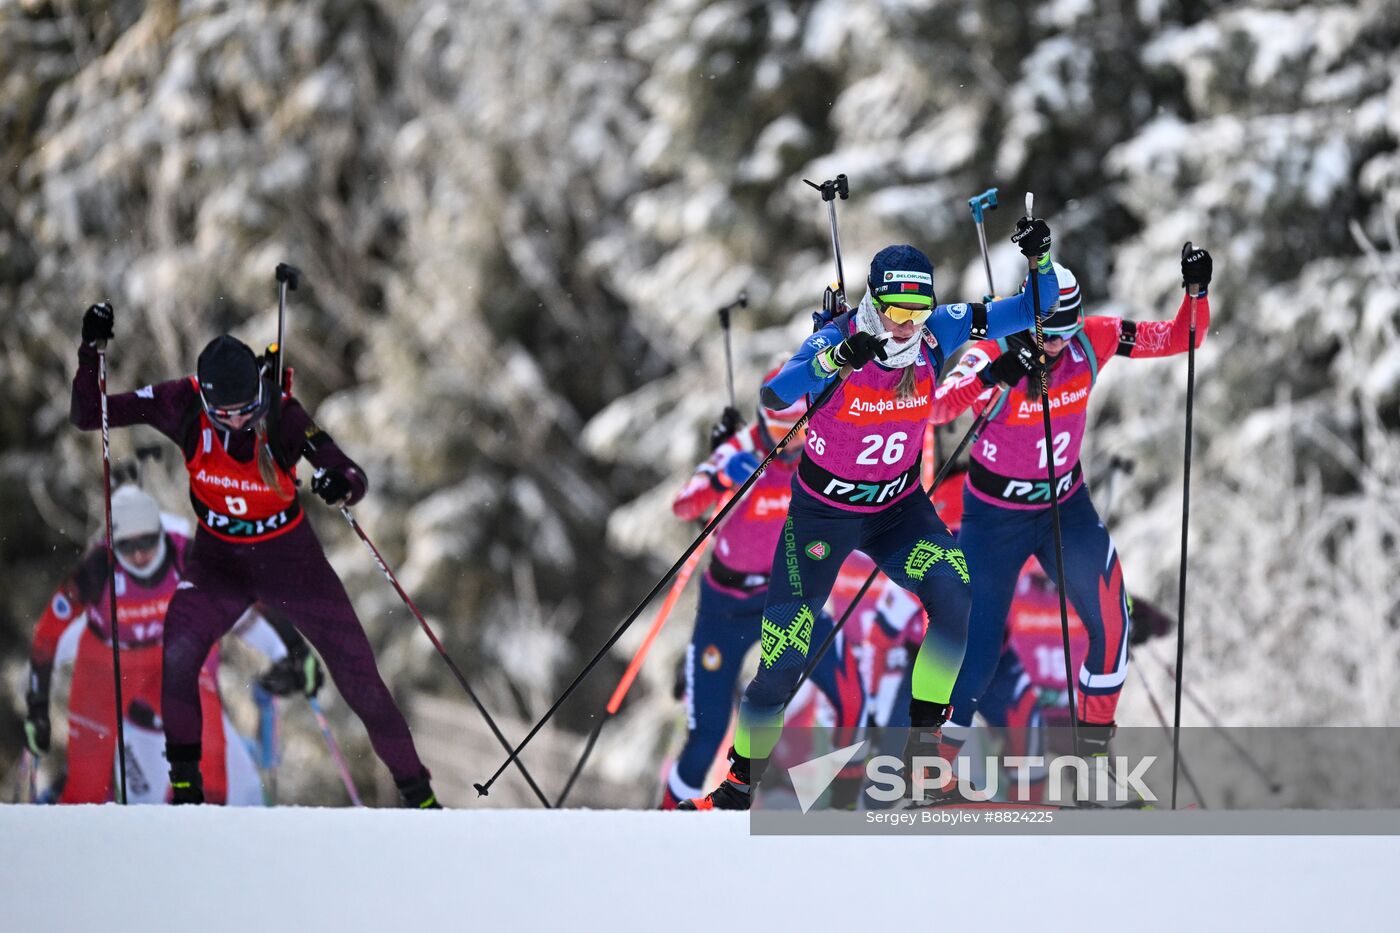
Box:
[70,304,438,808]
[23,486,310,804]
[931,245,1212,761]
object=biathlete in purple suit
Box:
[933,246,1213,762]
[70,304,439,808]
[681,217,1060,810]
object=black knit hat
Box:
[196,335,260,406]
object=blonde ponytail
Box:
[896,364,918,400]
[254,421,292,496]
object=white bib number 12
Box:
[1036,432,1071,469]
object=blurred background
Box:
[1,0,1398,807]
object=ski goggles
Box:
[200,381,265,424]
[115,533,161,555]
[875,299,933,325]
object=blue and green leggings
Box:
[736,483,970,760]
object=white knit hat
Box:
[111,485,162,542]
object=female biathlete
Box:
[681,218,1059,809]
[70,307,438,807]
[23,484,316,804]
[931,245,1212,762]
[664,389,865,808]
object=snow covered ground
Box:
[3,805,1397,931]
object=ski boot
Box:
[1073,721,1142,808]
[677,748,766,811]
[167,743,204,805]
[396,772,443,809]
[903,700,961,807]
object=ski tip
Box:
[1024,191,1034,216]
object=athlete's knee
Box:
[743,664,802,711]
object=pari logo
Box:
[785,746,1158,811]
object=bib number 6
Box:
[224,495,249,516]
[856,431,908,466]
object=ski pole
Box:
[1145,648,1280,794]
[335,502,552,807]
[94,312,129,806]
[1170,241,1200,810]
[1137,652,1208,808]
[1023,193,1079,757]
[479,172,857,798]
[711,293,748,448]
[554,512,720,808]
[968,187,1000,297]
[306,695,363,807]
[28,751,39,802]
[273,262,299,390]
[785,398,1002,702]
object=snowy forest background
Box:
[2,0,1398,807]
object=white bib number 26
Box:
[856,432,908,466]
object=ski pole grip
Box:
[275,262,301,290]
[968,187,998,223]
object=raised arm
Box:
[69,303,197,441]
[280,398,369,506]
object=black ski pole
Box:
[1022,192,1080,757]
[478,173,857,799]
[94,306,129,805]
[1170,241,1200,810]
[785,396,1003,702]
[334,502,552,807]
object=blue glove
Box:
[722,451,761,487]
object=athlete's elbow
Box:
[759,384,791,410]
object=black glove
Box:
[1181,243,1212,290]
[981,342,1043,387]
[259,653,325,698]
[1127,595,1174,646]
[1012,217,1052,258]
[311,469,352,505]
[708,407,744,451]
[24,693,50,756]
[830,331,889,371]
[82,302,114,345]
